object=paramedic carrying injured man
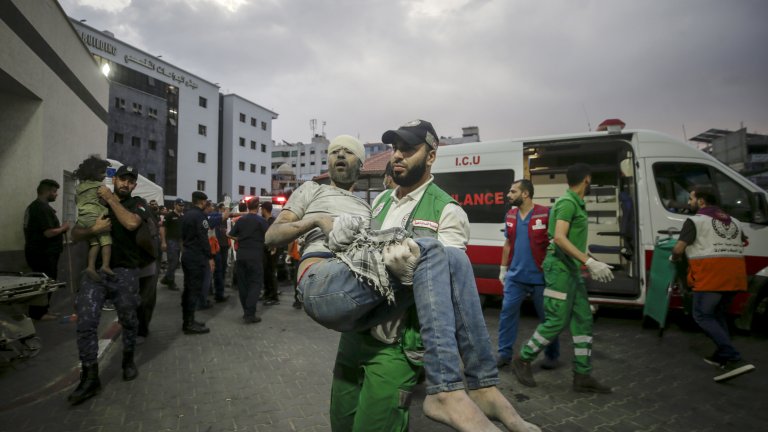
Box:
[512,163,614,393]
[670,185,755,382]
[265,131,538,432]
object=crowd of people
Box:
[19,117,755,430]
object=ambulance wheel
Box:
[20,336,42,358]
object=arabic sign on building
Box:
[79,32,117,56]
[123,54,199,89]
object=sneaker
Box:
[215,296,230,303]
[496,357,511,368]
[714,359,755,382]
[292,301,303,309]
[512,356,537,387]
[264,299,280,306]
[703,355,725,368]
[102,301,116,312]
[540,357,561,370]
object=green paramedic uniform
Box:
[519,189,595,374]
[329,184,455,432]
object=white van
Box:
[431,128,768,332]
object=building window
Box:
[132,102,142,114]
[310,149,316,155]
[199,96,207,108]
[290,150,298,156]
[322,160,327,166]
[261,143,267,153]
[199,124,207,136]
[147,173,156,182]
[250,140,256,150]
[114,97,125,109]
[250,117,256,127]
[239,137,245,147]
[131,136,141,147]
[113,132,124,144]
[238,185,245,195]
[260,166,267,174]
[310,161,315,166]
[261,121,267,130]
[148,107,158,118]
[301,163,306,167]
[148,140,157,150]
[250,187,256,195]
[291,163,296,168]
[198,152,206,163]
[239,161,245,171]
[239,113,246,122]
[250,164,256,173]
[197,180,206,191]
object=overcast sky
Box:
[60,0,768,145]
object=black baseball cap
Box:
[382,119,438,149]
[115,165,139,179]
[174,198,185,205]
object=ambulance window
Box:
[433,169,515,223]
[712,171,751,221]
[652,162,752,220]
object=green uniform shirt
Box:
[547,189,588,268]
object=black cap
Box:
[174,198,185,205]
[382,119,438,149]
[115,165,139,179]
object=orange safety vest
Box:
[685,214,747,292]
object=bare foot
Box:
[423,390,502,432]
[101,266,115,276]
[84,268,101,282]
[468,387,541,432]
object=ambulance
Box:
[430,124,768,332]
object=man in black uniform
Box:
[260,202,279,305]
[228,198,269,323]
[160,198,184,290]
[67,165,145,405]
[181,191,213,334]
[24,179,71,320]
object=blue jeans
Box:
[693,292,741,362]
[299,237,498,394]
[498,278,560,362]
[164,239,181,282]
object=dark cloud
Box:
[61,0,768,142]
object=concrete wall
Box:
[0,0,108,269]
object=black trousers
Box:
[262,250,278,301]
[181,258,206,322]
[25,249,59,319]
[137,261,159,337]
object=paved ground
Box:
[1,271,766,432]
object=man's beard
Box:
[393,155,427,187]
[330,162,361,188]
[46,194,56,202]
[510,197,523,207]
[115,188,131,199]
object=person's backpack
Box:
[135,199,160,264]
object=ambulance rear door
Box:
[432,139,524,295]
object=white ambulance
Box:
[431,126,768,332]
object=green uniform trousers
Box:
[330,331,421,432]
[520,256,594,374]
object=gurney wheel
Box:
[20,336,42,358]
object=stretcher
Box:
[643,236,678,336]
[0,272,64,361]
